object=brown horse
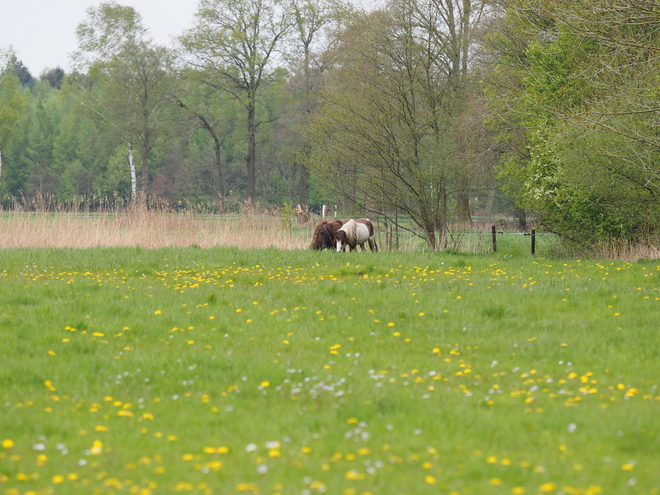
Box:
[310,220,344,250]
[335,218,378,252]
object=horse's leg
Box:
[369,238,378,252]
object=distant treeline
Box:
[1,0,659,251]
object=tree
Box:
[40,67,65,89]
[307,0,491,250]
[181,0,291,203]
[0,50,27,183]
[486,0,660,245]
[73,2,180,203]
[176,70,241,211]
[283,0,336,207]
[7,54,35,89]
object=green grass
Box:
[0,247,658,495]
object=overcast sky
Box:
[0,0,198,75]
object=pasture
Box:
[0,246,659,495]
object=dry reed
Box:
[0,209,311,250]
[1,206,656,259]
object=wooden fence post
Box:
[491,225,497,252]
[387,225,393,251]
[531,229,536,255]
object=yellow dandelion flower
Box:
[425,475,436,484]
[490,478,502,486]
[2,439,14,449]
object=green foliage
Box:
[0,66,27,160]
[40,68,65,89]
[487,0,660,248]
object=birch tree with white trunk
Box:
[72,2,179,203]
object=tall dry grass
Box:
[1,203,656,258]
[0,209,312,250]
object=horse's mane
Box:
[310,221,328,249]
[338,219,358,247]
[311,220,345,249]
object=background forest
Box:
[1,0,659,252]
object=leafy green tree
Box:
[73,2,180,203]
[40,67,65,89]
[176,69,244,211]
[7,54,35,89]
[0,50,27,184]
[181,0,291,203]
[486,0,660,246]
[282,0,337,207]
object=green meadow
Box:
[0,247,658,495]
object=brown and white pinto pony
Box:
[310,220,344,250]
[335,218,378,252]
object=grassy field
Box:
[0,246,659,495]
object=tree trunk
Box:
[140,133,149,198]
[212,133,226,212]
[128,143,137,204]
[246,94,257,203]
[457,192,472,223]
[140,149,149,199]
[298,161,310,207]
[425,228,437,251]
[484,186,496,216]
